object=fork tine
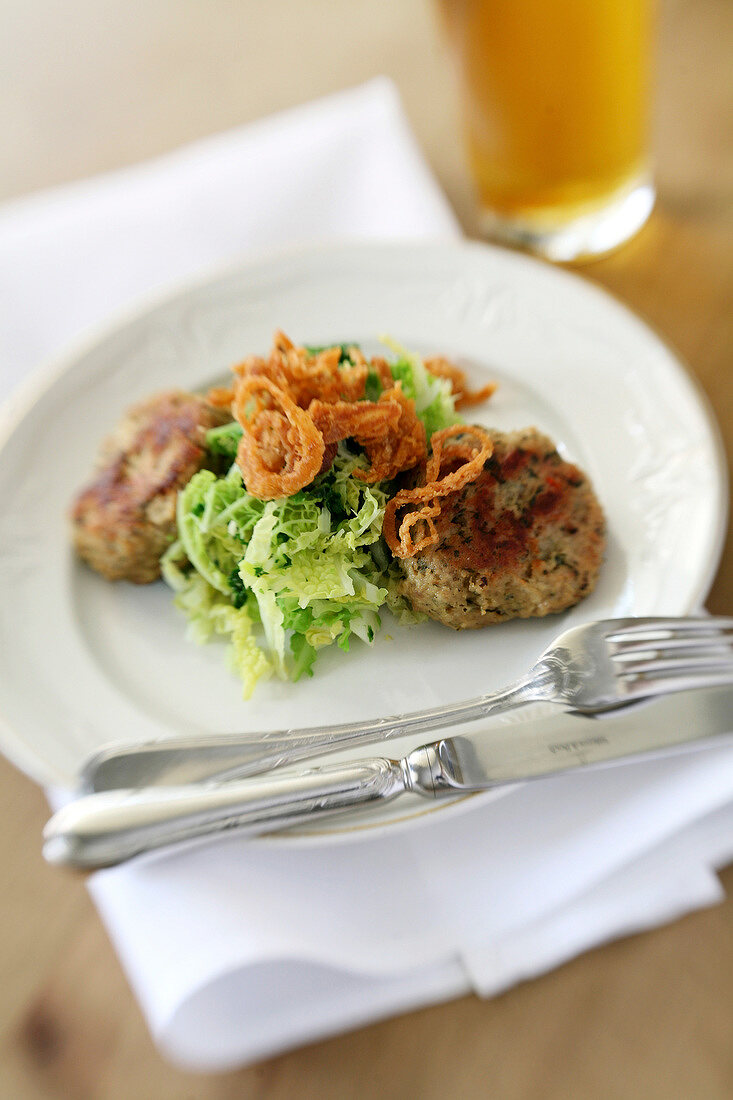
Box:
[618,653,733,677]
[624,669,733,699]
[612,632,733,657]
[605,617,733,641]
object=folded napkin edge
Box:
[0,76,405,224]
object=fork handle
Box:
[81,675,544,793]
[44,757,416,869]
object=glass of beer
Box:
[441,0,656,261]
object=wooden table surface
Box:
[1,1,731,1096]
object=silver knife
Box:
[43,684,733,870]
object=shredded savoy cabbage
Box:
[160,341,458,696]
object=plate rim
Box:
[0,238,728,843]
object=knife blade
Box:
[44,685,733,869]
[424,684,733,791]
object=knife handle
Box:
[43,756,411,869]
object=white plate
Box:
[0,241,726,840]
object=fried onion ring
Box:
[370,355,396,392]
[395,500,442,556]
[309,385,427,484]
[424,356,496,409]
[383,425,494,559]
[233,331,368,408]
[308,397,401,445]
[205,385,235,410]
[354,386,426,484]
[234,376,324,499]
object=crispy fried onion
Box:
[309,396,400,445]
[424,356,496,409]
[383,425,494,558]
[205,385,236,411]
[234,375,324,499]
[309,384,426,484]
[370,355,396,392]
[224,334,488,501]
[233,330,368,408]
[358,387,426,484]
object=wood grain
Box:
[0,0,731,1096]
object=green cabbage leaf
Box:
[161,447,397,695]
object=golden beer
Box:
[442,0,655,259]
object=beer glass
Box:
[441,0,655,261]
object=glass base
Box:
[479,176,655,263]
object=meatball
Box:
[71,391,229,583]
[396,427,605,628]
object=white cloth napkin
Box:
[2,77,732,1071]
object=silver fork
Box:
[82,616,733,794]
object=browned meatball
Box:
[71,391,229,583]
[396,427,605,628]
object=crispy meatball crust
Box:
[71,391,229,583]
[396,427,606,628]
